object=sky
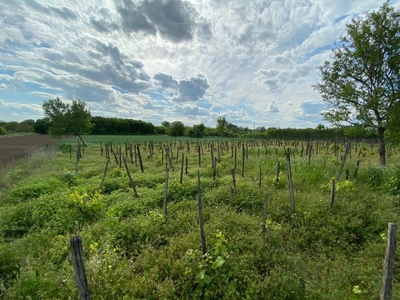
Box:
[0,0,399,129]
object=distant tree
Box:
[169,121,185,136]
[43,98,93,146]
[162,121,171,128]
[314,2,400,165]
[4,121,18,133]
[0,126,7,135]
[17,119,35,132]
[33,118,51,134]
[216,116,228,137]
[189,123,206,138]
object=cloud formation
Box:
[0,0,395,127]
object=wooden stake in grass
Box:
[262,193,269,234]
[197,170,207,255]
[123,156,139,198]
[231,169,237,194]
[180,153,184,184]
[330,179,335,207]
[163,167,169,221]
[381,222,398,300]
[242,143,245,177]
[259,165,262,188]
[99,158,110,190]
[137,145,144,173]
[285,149,295,214]
[70,236,91,300]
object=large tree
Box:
[43,98,93,146]
[314,2,400,165]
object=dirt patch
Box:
[0,134,61,172]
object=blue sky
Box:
[0,0,398,128]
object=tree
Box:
[33,118,51,134]
[169,121,185,136]
[314,2,400,165]
[43,98,93,146]
[189,123,206,138]
[216,116,228,137]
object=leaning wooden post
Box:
[262,193,269,234]
[381,222,398,300]
[197,170,207,255]
[163,168,169,221]
[137,145,144,173]
[70,236,91,300]
[285,149,295,214]
[99,158,110,190]
[275,161,280,186]
[336,140,351,182]
[123,156,139,198]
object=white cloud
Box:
[0,0,397,127]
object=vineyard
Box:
[1,135,400,299]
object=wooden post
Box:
[242,144,245,177]
[381,223,398,300]
[163,168,169,221]
[231,169,236,194]
[285,149,295,214]
[258,165,262,188]
[197,170,207,255]
[262,193,269,234]
[123,156,139,198]
[70,236,91,300]
[99,159,110,190]
[180,153,184,184]
[185,156,188,175]
[137,145,144,173]
[330,180,335,207]
[336,140,351,182]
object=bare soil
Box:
[0,134,61,172]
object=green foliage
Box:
[1,136,400,299]
[314,2,400,164]
[168,121,185,136]
[0,126,7,135]
[43,98,93,140]
[33,118,51,134]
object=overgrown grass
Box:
[0,137,399,299]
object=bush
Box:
[0,126,7,135]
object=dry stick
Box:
[180,153,184,184]
[336,140,351,182]
[163,167,169,221]
[381,222,398,300]
[197,170,207,255]
[285,149,295,214]
[70,236,91,300]
[330,179,335,207]
[123,156,139,198]
[137,145,144,173]
[99,158,110,190]
[262,193,269,234]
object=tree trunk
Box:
[378,127,386,166]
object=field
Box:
[0,134,61,172]
[1,135,400,299]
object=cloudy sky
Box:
[0,0,398,128]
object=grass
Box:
[0,137,399,299]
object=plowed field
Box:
[0,134,60,171]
